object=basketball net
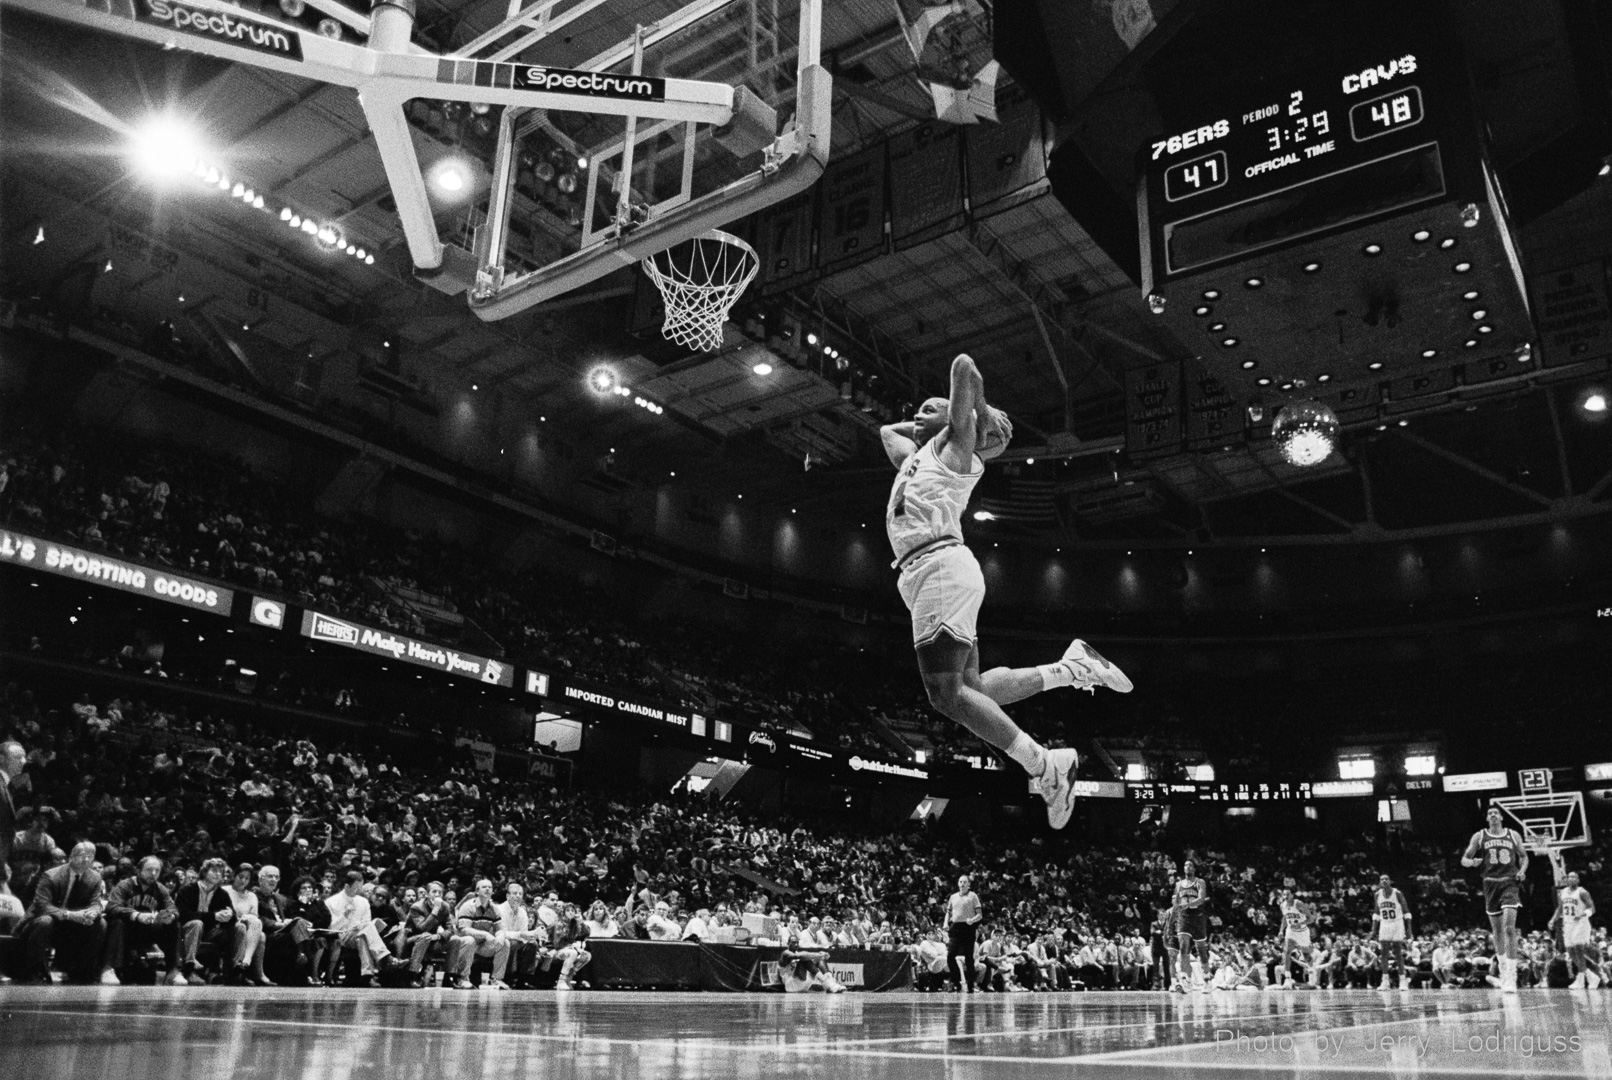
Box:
[642,230,759,353]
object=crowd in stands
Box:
[2,677,1605,992]
[0,429,943,758]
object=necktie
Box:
[67,872,77,905]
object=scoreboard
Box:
[1141,33,1457,281]
[1125,781,1314,803]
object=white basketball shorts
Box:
[1564,917,1592,947]
[898,543,985,649]
[1283,930,1312,950]
[1377,922,1406,943]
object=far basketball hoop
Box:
[642,230,759,353]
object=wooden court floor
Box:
[2,986,1609,1079]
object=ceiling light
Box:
[1203,290,1220,300]
[471,384,478,391]
[1398,419,1409,427]
[752,362,773,375]
[1303,262,1321,273]
[1369,361,1384,370]
[1439,237,1457,249]
[1221,337,1238,347]
[252,195,265,209]
[280,207,292,221]
[301,219,318,235]
[365,255,374,265]
[131,116,202,181]
[1412,230,1430,242]
[1316,373,1331,383]
[1465,339,1478,348]
[1453,262,1471,273]
[1471,309,1487,320]
[231,182,245,198]
[1026,458,1035,465]
[1462,290,1479,300]
[430,159,473,198]
[1581,391,1608,414]
[1477,325,1493,334]
[1244,277,1263,288]
[1273,400,1339,467]
[973,510,995,521]
[1363,244,1382,255]
[1209,322,1226,332]
[806,333,818,346]
[1241,360,1256,369]
[1256,377,1272,386]
[355,248,367,260]
[1195,305,1211,316]
[1422,349,1437,358]
[587,365,619,395]
[32,224,45,245]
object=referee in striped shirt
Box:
[946,875,982,992]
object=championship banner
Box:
[816,144,886,270]
[964,97,1047,217]
[0,528,234,615]
[758,190,817,292]
[888,123,966,250]
[1183,359,1241,450]
[298,609,514,686]
[1531,261,1612,368]
[1123,361,1183,458]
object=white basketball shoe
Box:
[1061,639,1133,693]
[1037,747,1081,830]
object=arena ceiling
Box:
[1,0,1610,548]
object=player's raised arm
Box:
[880,421,918,469]
[939,353,985,469]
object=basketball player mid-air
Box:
[1460,805,1528,994]
[880,353,1133,829]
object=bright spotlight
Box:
[280,207,292,222]
[132,117,202,181]
[973,510,995,521]
[752,362,773,375]
[587,366,619,395]
[430,159,472,197]
[1582,391,1608,415]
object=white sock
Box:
[1006,730,1048,777]
[1038,662,1074,691]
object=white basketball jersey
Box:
[1559,887,1590,922]
[886,437,982,564]
[1376,890,1406,940]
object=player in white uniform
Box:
[880,354,1133,829]
[1275,888,1314,988]
[1549,871,1600,988]
[1370,874,1412,990]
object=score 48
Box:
[1267,90,1332,150]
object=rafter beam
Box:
[1545,385,1574,497]
[1246,451,1356,530]
[1393,429,1554,507]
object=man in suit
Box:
[0,740,24,872]
[254,864,315,985]
[104,855,182,984]
[175,857,242,980]
[20,840,107,983]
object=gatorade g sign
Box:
[0,529,234,615]
[249,597,286,629]
[512,65,666,102]
[299,609,515,686]
[138,0,304,60]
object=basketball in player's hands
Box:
[978,407,1012,460]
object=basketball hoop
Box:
[642,230,759,353]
